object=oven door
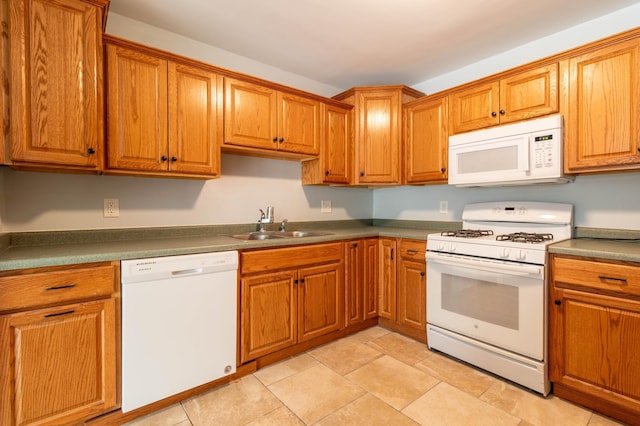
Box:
[426,251,545,360]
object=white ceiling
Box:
[108,0,639,89]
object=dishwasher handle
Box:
[172,268,204,276]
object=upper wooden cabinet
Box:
[564,38,640,173]
[334,86,424,185]
[7,0,108,172]
[403,95,448,184]
[223,78,321,158]
[105,38,222,178]
[449,63,558,134]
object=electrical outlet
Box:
[439,201,448,214]
[321,200,332,213]
[104,198,119,218]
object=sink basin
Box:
[229,230,333,241]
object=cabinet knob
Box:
[300,278,305,284]
[325,170,330,176]
[499,109,505,115]
[554,300,562,306]
[171,156,177,162]
[273,137,278,143]
[161,156,168,162]
[491,111,497,117]
[440,167,446,173]
[420,271,425,277]
[360,172,365,177]
[87,147,96,154]
[352,243,358,248]
[279,138,284,143]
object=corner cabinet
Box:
[7,0,108,172]
[403,95,448,184]
[344,239,378,327]
[223,78,320,158]
[0,262,119,426]
[239,243,343,364]
[333,86,424,185]
[564,37,640,173]
[549,254,640,425]
[105,37,222,179]
[449,63,558,134]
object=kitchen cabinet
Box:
[378,237,397,320]
[449,63,558,134]
[344,238,379,327]
[301,103,353,185]
[239,243,343,363]
[7,0,108,172]
[333,85,424,185]
[0,262,118,426]
[564,38,640,173]
[403,95,448,184]
[549,254,640,425]
[105,37,222,178]
[224,78,320,158]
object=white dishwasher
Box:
[121,251,238,413]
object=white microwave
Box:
[448,115,574,187]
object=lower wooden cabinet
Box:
[0,262,119,426]
[550,254,640,425]
[239,243,344,363]
[344,239,378,327]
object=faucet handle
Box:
[279,218,288,231]
[259,209,266,220]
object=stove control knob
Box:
[438,242,446,251]
[449,244,457,253]
[516,250,526,260]
[500,248,511,258]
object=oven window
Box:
[458,146,518,174]
[441,273,519,330]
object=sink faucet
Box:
[257,206,274,232]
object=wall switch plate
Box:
[439,201,448,214]
[104,198,119,218]
[321,200,332,213]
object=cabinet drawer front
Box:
[553,256,640,296]
[399,239,426,262]
[0,264,116,312]
[241,242,342,274]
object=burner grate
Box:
[441,229,494,238]
[496,232,554,244]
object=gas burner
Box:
[495,232,554,244]
[441,229,494,238]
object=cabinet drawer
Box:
[552,256,640,297]
[399,239,426,262]
[241,242,342,274]
[0,263,116,312]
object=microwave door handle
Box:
[426,252,542,277]
[523,136,531,172]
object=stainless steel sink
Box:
[229,230,333,241]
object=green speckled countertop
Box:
[548,227,640,263]
[0,220,458,271]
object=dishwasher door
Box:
[121,251,238,413]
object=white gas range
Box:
[426,201,573,395]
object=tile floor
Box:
[125,327,627,426]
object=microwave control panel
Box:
[533,134,555,168]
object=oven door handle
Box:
[426,252,543,277]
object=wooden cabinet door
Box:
[278,92,320,155]
[168,63,221,176]
[565,39,640,172]
[224,78,277,150]
[356,90,401,184]
[397,258,426,332]
[499,63,558,125]
[449,81,500,134]
[344,240,364,326]
[240,271,297,363]
[0,298,117,426]
[106,44,168,172]
[298,262,343,342]
[9,0,105,169]
[549,288,640,418]
[322,104,351,184]
[404,96,448,184]
[378,238,397,320]
[363,238,379,319]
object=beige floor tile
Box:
[182,375,282,426]
[268,363,365,424]
[124,403,190,426]
[315,393,420,426]
[588,412,629,425]
[309,336,383,375]
[403,381,521,426]
[346,355,439,410]
[245,406,304,425]
[480,381,592,426]
[367,331,431,365]
[342,325,391,344]
[414,352,499,397]
[254,353,319,386]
